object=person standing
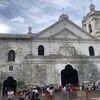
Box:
[7,89,14,100]
[46,86,54,100]
[31,88,39,100]
[19,91,25,100]
[34,92,40,100]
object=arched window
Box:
[88,24,92,33]
[89,46,95,56]
[38,45,44,55]
[8,50,15,61]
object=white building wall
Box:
[31,39,100,57]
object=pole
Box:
[86,90,88,100]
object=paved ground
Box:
[0,91,100,100]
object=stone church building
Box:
[0,4,100,86]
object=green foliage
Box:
[17,80,25,88]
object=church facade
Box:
[0,4,100,86]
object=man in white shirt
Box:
[7,89,14,100]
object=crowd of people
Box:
[3,83,100,100]
[5,84,55,100]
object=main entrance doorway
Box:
[61,64,79,86]
[3,76,17,95]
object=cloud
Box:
[10,16,25,23]
[0,0,100,34]
[0,23,11,33]
[0,0,9,8]
[40,0,70,8]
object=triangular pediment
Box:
[51,28,82,40]
[35,18,96,41]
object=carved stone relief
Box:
[59,43,76,56]
[36,64,46,85]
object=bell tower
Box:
[82,3,100,37]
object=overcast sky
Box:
[0,0,100,34]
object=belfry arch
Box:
[61,64,79,86]
[3,76,17,95]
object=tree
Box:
[17,81,25,88]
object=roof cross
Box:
[62,8,65,14]
[89,0,93,4]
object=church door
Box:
[61,64,79,86]
[3,76,17,95]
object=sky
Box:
[0,0,100,34]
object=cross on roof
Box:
[89,0,93,4]
[62,8,65,14]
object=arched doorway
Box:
[3,76,17,95]
[61,64,79,86]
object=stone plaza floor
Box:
[0,90,100,100]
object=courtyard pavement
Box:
[0,91,100,100]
